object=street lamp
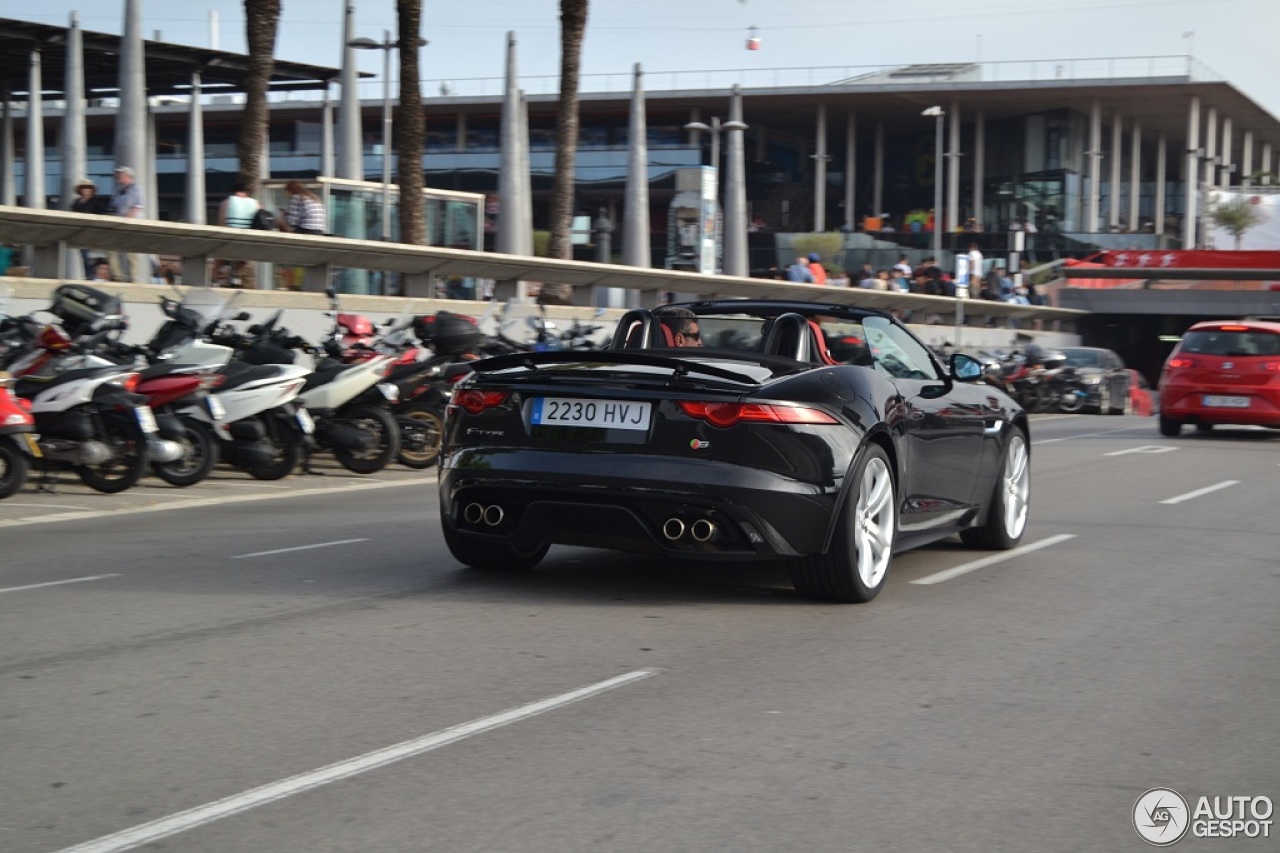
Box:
[684,114,747,273]
[348,31,426,242]
[922,106,944,262]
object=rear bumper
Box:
[1160,386,1280,425]
[439,447,840,559]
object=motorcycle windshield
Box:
[497,302,556,351]
[149,288,245,356]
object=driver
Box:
[653,306,703,347]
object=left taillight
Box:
[677,400,839,427]
[118,372,141,393]
[453,389,509,415]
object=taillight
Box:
[677,401,839,427]
[454,389,509,415]
[1166,356,1195,369]
[1262,361,1280,373]
[199,374,227,390]
[120,372,141,393]
[1218,325,1250,331]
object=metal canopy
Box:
[0,17,351,97]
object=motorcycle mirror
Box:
[235,311,251,321]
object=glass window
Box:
[863,316,941,381]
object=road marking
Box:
[1159,480,1240,505]
[51,669,657,853]
[1034,426,1151,445]
[1103,445,1177,456]
[0,502,92,510]
[0,478,424,530]
[0,574,120,595]
[232,538,370,559]
[910,534,1076,585]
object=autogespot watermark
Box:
[1133,788,1273,845]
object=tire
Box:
[789,444,896,603]
[441,507,549,571]
[1158,415,1183,437]
[396,403,446,469]
[1057,389,1085,413]
[1095,384,1111,415]
[246,418,303,480]
[0,440,30,499]
[333,405,400,475]
[76,411,150,494]
[152,419,218,487]
[961,429,1030,550]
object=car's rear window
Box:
[1180,329,1280,356]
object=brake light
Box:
[198,374,227,390]
[120,372,141,393]
[1262,361,1280,372]
[677,400,839,427]
[1166,356,1196,369]
[454,389,509,415]
[1218,325,1250,331]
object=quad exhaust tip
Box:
[663,516,718,543]
[662,517,686,541]
[690,519,717,542]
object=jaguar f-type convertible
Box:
[438,301,1030,602]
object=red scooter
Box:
[0,371,41,499]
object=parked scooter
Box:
[0,372,40,498]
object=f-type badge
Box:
[689,439,710,450]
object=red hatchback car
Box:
[1158,319,1280,436]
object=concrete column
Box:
[60,13,87,213]
[843,113,856,231]
[1203,107,1217,188]
[455,112,466,153]
[145,106,158,220]
[946,101,960,234]
[25,49,45,210]
[1183,96,1199,248]
[1221,116,1233,186]
[336,3,363,179]
[722,84,749,277]
[116,0,147,179]
[496,32,531,257]
[872,121,883,219]
[1128,121,1141,232]
[813,104,827,232]
[1242,130,1253,188]
[1263,142,1273,185]
[622,63,651,270]
[186,71,206,223]
[1155,133,1167,236]
[973,110,984,229]
[1,85,13,206]
[321,83,334,177]
[1108,114,1122,229]
[1087,100,1101,234]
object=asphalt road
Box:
[1,416,1276,853]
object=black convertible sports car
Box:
[438,300,1030,602]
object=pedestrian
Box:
[216,182,261,286]
[108,166,145,282]
[69,178,108,278]
[89,259,112,282]
[785,256,813,283]
[280,180,327,235]
[806,252,828,285]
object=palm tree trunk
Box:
[547,0,589,260]
[237,0,281,195]
[396,0,425,245]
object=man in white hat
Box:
[109,166,146,281]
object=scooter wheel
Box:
[77,411,149,494]
[396,403,445,469]
[0,441,30,499]
[153,420,218,487]
[333,405,400,475]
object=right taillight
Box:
[1166,356,1195,369]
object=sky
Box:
[14,0,1280,117]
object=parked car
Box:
[438,301,1031,604]
[1057,347,1131,414]
[1125,369,1157,416]
[1157,319,1280,435]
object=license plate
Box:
[134,406,158,433]
[530,397,652,431]
[1203,395,1250,408]
[24,433,42,458]
[296,407,315,434]
[206,395,226,420]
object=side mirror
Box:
[949,353,985,382]
[235,311,251,321]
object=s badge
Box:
[690,439,710,450]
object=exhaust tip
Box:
[463,502,485,525]
[662,517,686,541]
[482,505,505,526]
[690,519,716,542]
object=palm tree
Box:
[1207,195,1264,249]
[546,0,589,260]
[237,0,282,195]
[396,0,425,245]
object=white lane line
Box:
[0,574,120,595]
[910,534,1076,585]
[232,538,370,559]
[51,669,657,853]
[1,502,93,510]
[1159,480,1240,505]
[1103,445,1176,456]
[1034,426,1152,445]
[0,478,424,530]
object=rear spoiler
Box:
[466,349,763,386]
